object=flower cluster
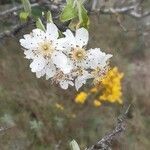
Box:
[75,92,88,104]
[100,67,124,104]
[75,67,124,107]
[20,23,112,90]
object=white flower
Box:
[59,79,74,90]
[19,23,68,79]
[90,65,110,85]
[52,71,74,89]
[56,28,89,72]
[74,69,92,90]
[35,62,56,79]
[86,48,112,84]
[52,69,91,90]
[58,28,112,72]
[20,23,113,91]
[86,48,113,69]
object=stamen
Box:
[38,40,55,58]
[70,47,86,62]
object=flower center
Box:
[70,47,86,62]
[39,41,54,57]
[91,67,109,85]
[91,67,101,77]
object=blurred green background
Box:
[0,0,150,150]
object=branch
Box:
[0,1,64,39]
[90,1,150,19]
[0,0,64,19]
[86,105,131,150]
[0,19,34,39]
[99,6,135,14]
[129,10,150,18]
[0,3,39,18]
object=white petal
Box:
[64,29,74,39]
[32,29,46,40]
[63,29,76,46]
[56,38,72,53]
[52,51,73,74]
[23,34,32,39]
[30,56,46,72]
[68,81,74,86]
[45,63,56,79]
[20,38,39,50]
[59,81,69,89]
[86,48,103,68]
[75,28,89,47]
[36,68,46,78]
[75,78,84,91]
[86,48,112,69]
[24,50,35,59]
[46,23,59,40]
[75,71,91,90]
[59,80,74,90]
[100,54,113,68]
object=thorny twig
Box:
[86,105,131,150]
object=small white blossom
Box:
[86,48,113,69]
[59,79,74,90]
[74,69,92,90]
[35,62,56,79]
[58,28,112,72]
[57,28,89,72]
[73,49,112,89]
[51,71,74,89]
[19,23,68,79]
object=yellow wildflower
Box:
[55,103,64,111]
[74,67,124,107]
[99,67,124,103]
[93,100,102,107]
[75,92,88,104]
[90,87,98,93]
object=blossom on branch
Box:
[20,23,112,90]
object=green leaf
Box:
[31,7,43,18]
[36,18,45,31]
[21,0,31,14]
[70,140,80,150]
[76,1,89,29]
[19,11,29,21]
[60,0,78,22]
[60,0,90,28]
[47,11,53,23]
